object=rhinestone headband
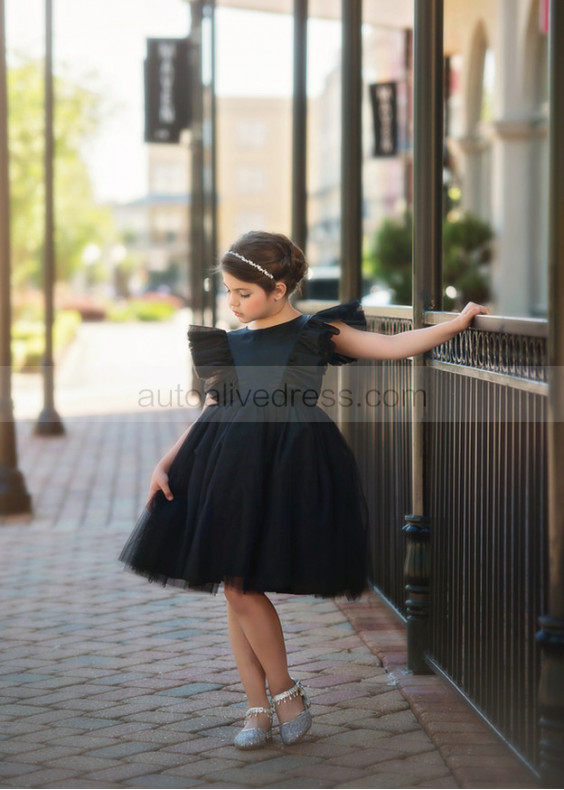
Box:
[224,250,275,280]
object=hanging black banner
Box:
[369,81,398,157]
[144,38,191,144]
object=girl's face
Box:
[222,271,283,323]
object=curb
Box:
[337,592,539,790]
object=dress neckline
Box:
[244,314,307,333]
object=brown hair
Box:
[212,231,308,296]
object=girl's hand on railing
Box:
[146,463,174,507]
[455,302,490,332]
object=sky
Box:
[6,0,341,203]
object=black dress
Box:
[118,299,370,600]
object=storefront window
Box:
[305,1,341,292]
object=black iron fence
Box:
[423,313,547,771]
[349,308,414,618]
[301,300,547,774]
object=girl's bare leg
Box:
[226,601,271,732]
[224,585,305,725]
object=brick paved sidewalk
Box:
[0,412,538,790]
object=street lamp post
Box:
[35,0,64,436]
[0,0,32,516]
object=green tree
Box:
[442,212,492,309]
[8,59,116,289]
[367,210,493,309]
[367,213,413,306]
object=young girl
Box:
[119,230,489,750]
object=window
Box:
[152,163,187,194]
[154,210,182,234]
[236,120,267,148]
[236,165,266,194]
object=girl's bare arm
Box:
[157,391,218,472]
[147,392,217,504]
[329,302,490,361]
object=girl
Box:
[119,230,489,750]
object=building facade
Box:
[216,95,292,252]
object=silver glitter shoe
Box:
[233,705,274,750]
[271,677,312,745]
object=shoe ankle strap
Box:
[271,678,311,709]
[245,705,274,720]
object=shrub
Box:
[367,210,493,308]
[11,308,81,372]
[106,299,177,322]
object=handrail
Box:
[424,310,548,338]
[298,299,548,338]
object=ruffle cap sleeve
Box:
[308,299,368,365]
[187,325,236,394]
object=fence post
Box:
[340,0,362,302]
[404,0,443,674]
[292,0,307,256]
[537,0,564,785]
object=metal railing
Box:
[425,312,547,772]
[349,308,414,618]
[299,299,547,774]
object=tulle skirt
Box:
[119,402,370,600]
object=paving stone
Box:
[15,745,78,763]
[289,762,369,784]
[123,749,194,768]
[156,683,223,697]
[163,735,228,755]
[85,741,158,759]
[249,754,323,772]
[44,755,120,772]
[312,707,378,727]
[83,762,166,783]
[8,766,80,787]
[336,771,422,788]
[265,779,328,789]
[163,756,243,778]
[415,777,459,789]
[124,775,199,788]
[121,728,188,746]
[45,735,115,750]
[199,765,288,787]
[0,762,36,778]
[348,710,420,734]
[54,716,121,730]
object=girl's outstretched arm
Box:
[329,302,490,361]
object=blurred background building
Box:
[4,0,550,346]
[105,0,548,318]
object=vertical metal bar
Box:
[404,0,444,674]
[35,0,63,435]
[537,0,564,784]
[412,0,444,323]
[292,0,307,257]
[403,29,413,209]
[209,0,218,327]
[190,0,205,328]
[0,0,32,515]
[340,0,362,301]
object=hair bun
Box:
[218,231,308,296]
